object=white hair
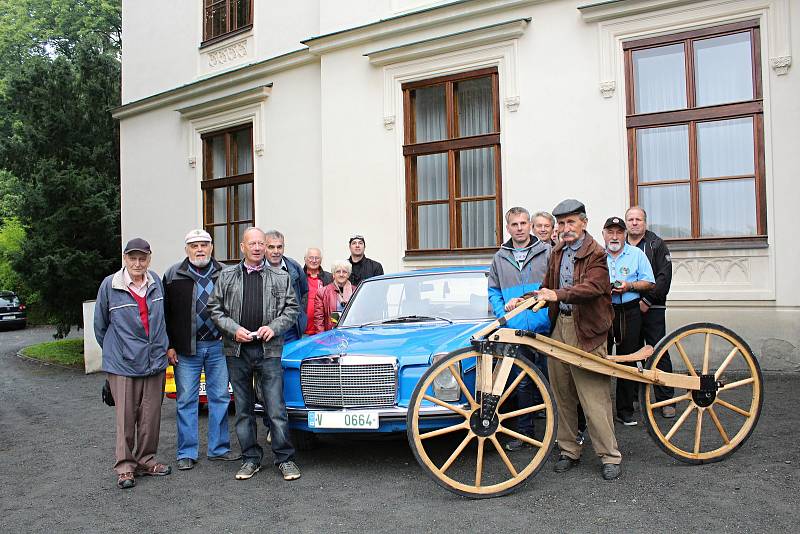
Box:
[331,260,352,274]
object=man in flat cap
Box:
[603,216,655,426]
[94,238,171,489]
[163,229,239,471]
[532,199,622,480]
[347,234,383,287]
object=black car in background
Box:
[0,291,27,329]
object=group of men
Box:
[94,228,383,489]
[488,199,673,480]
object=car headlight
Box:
[431,353,460,402]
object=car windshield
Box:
[339,271,493,327]
[0,292,18,306]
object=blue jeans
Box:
[227,347,294,465]
[174,340,231,460]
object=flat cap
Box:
[123,237,151,254]
[185,228,212,244]
[603,216,626,230]
[552,199,586,218]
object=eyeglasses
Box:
[306,256,321,261]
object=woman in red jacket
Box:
[314,260,355,332]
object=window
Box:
[624,20,766,241]
[402,67,503,255]
[202,0,253,45]
[202,125,254,262]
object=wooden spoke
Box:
[497,426,544,448]
[714,346,740,379]
[439,433,474,474]
[499,403,546,421]
[720,377,755,391]
[665,404,695,442]
[419,421,468,440]
[422,395,471,418]
[675,341,698,377]
[489,436,519,477]
[497,372,525,409]
[715,398,751,417]
[450,363,477,408]
[707,406,730,444]
[702,333,711,374]
[475,437,485,487]
[693,408,704,454]
[649,393,691,409]
[480,353,493,395]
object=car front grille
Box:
[300,356,397,408]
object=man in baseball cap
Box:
[347,234,383,286]
[162,229,239,470]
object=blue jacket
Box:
[281,256,308,340]
[94,268,169,377]
[488,236,551,333]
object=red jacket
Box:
[314,281,354,332]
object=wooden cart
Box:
[406,298,763,498]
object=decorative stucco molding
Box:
[188,157,197,168]
[583,0,793,100]
[383,114,396,130]
[504,96,520,112]
[254,143,264,156]
[672,257,751,285]
[769,55,792,75]
[207,40,248,68]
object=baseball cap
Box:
[185,229,212,244]
[349,234,365,244]
[123,238,151,254]
[603,217,627,231]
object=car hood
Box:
[282,321,491,367]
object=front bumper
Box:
[287,404,466,433]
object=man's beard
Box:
[190,257,210,268]
[607,242,622,252]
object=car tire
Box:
[290,429,318,451]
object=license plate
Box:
[1,315,16,320]
[199,382,206,396]
[308,411,379,429]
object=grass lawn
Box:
[21,338,84,367]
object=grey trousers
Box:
[107,372,166,474]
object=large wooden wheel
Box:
[640,323,763,464]
[407,347,557,498]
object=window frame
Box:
[401,67,503,256]
[201,124,255,263]
[623,19,767,245]
[201,0,253,48]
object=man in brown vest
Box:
[533,199,622,480]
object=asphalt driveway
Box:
[0,326,797,533]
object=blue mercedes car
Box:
[282,267,492,448]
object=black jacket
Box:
[348,256,384,286]
[630,230,672,307]
[162,257,224,355]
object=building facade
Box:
[112,0,799,370]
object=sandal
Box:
[136,463,172,477]
[117,472,135,489]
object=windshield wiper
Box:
[360,315,454,327]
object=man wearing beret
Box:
[94,238,171,489]
[532,199,622,480]
[163,229,240,471]
[602,217,655,426]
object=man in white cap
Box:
[162,229,240,470]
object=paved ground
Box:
[0,326,797,533]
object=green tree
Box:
[0,1,121,336]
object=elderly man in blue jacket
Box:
[94,238,171,489]
[488,207,551,451]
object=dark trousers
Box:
[513,352,549,436]
[227,347,294,466]
[608,301,643,419]
[640,307,674,401]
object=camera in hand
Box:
[612,280,624,289]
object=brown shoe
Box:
[117,472,135,489]
[136,463,172,477]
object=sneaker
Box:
[117,472,135,489]
[279,461,301,481]
[601,463,621,480]
[553,455,579,473]
[209,451,242,462]
[504,438,533,452]
[235,461,261,480]
[662,406,676,419]
[176,458,196,470]
[136,463,171,476]
[617,413,638,426]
